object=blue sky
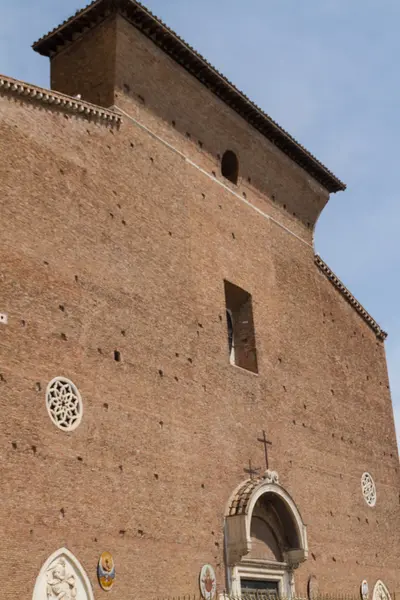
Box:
[1,0,399,445]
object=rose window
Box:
[361,472,376,507]
[46,377,83,431]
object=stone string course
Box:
[0,74,121,125]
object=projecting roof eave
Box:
[315,255,387,341]
[32,0,346,194]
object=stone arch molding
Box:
[373,580,392,600]
[224,471,308,566]
[33,547,94,600]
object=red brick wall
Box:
[51,17,117,108]
[0,15,398,599]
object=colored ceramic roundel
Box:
[199,564,216,600]
[97,552,115,591]
[361,580,369,600]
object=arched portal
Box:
[225,471,307,598]
[33,547,94,600]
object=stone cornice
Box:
[315,254,387,340]
[0,74,121,125]
[32,0,345,193]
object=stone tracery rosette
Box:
[361,472,376,507]
[46,377,83,431]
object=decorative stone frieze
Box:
[0,75,121,125]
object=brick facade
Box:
[0,4,399,599]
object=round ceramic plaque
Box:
[361,580,369,600]
[199,564,216,600]
[97,551,115,591]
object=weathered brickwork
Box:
[0,5,399,599]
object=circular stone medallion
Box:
[97,551,115,591]
[199,564,216,600]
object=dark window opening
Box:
[221,150,239,184]
[224,280,258,373]
[226,309,234,363]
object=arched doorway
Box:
[225,471,307,598]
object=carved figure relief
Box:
[373,581,391,600]
[262,470,279,484]
[33,548,94,600]
[46,558,77,600]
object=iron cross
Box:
[244,459,261,480]
[257,430,272,470]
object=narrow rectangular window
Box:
[224,280,258,373]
